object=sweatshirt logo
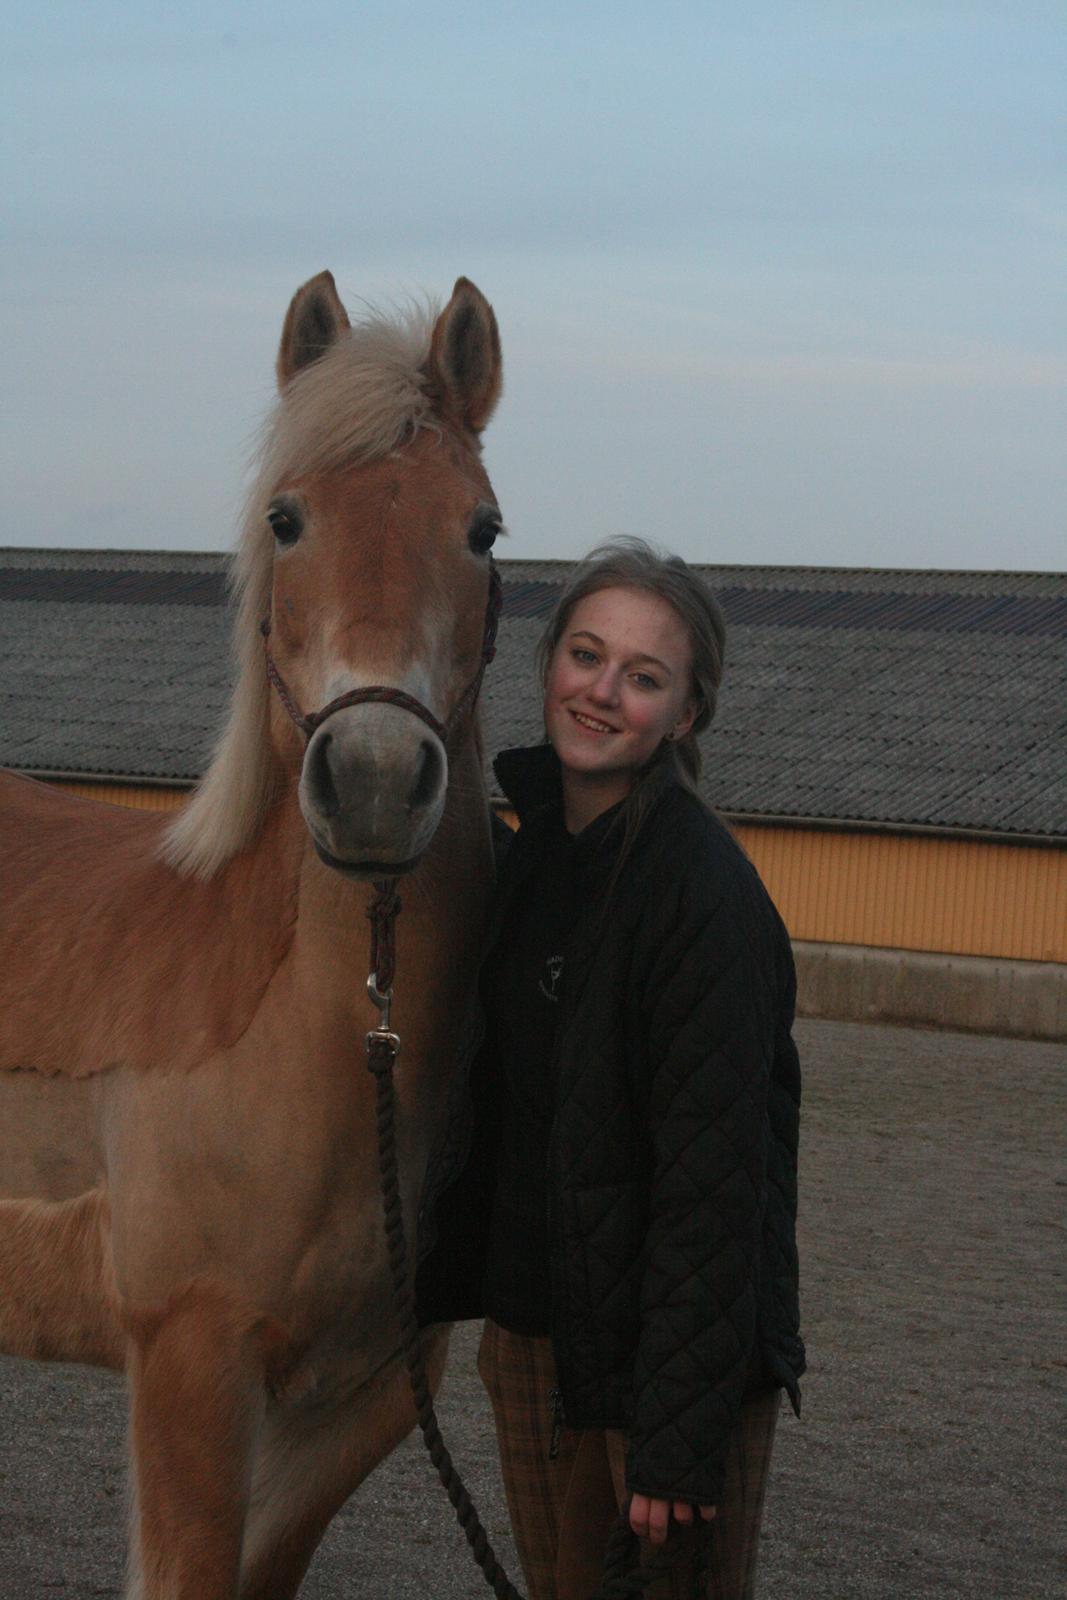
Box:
[540,953,564,1003]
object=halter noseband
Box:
[259,558,502,749]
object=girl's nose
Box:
[588,668,620,706]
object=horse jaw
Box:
[298,704,448,879]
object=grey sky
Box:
[3,2,1064,568]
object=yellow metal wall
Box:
[44,778,187,812]
[42,781,1066,963]
[733,824,1066,965]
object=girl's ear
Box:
[671,698,698,742]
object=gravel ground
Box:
[1,1018,1064,1598]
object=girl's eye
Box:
[573,648,598,665]
[632,672,659,690]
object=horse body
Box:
[0,273,503,1598]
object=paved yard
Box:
[1,1018,1064,1597]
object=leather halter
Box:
[260,559,501,994]
[259,558,502,748]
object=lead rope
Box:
[364,886,520,1600]
[364,885,710,1600]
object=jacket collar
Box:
[492,742,678,844]
[492,743,565,827]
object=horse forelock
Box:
[260,300,441,488]
[162,300,447,881]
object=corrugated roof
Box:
[2,547,1065,840]
[486,575,1067,638]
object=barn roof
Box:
[2,547,1065,842]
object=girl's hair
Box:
[536,536,727,853]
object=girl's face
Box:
[544,585,697,826]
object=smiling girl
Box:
[419,538,803,1600]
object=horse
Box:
[0,270,504,1599]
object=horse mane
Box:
[162,300,440,880]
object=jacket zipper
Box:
[548,1386,564,1460]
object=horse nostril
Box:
[408,739,444,813]
[308,732,340,818]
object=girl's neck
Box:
[561,771,631,835]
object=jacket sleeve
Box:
[625,864,780,1506]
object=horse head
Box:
[165,273,503,882]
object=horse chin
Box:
[303,801,444,882]
[312,840,426,882]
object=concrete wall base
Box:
[793,942,1067,1042]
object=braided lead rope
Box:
[588,1511,712,1600]
[366,879,401,996]
[365,1028,524,1600]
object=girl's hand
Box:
[629,1494,716,1544]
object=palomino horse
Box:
[0,272,504,1598]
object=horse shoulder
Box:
[0,771,299,1077]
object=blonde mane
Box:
[163,301,440,879]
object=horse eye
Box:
[267,507,302,547]
[468,517,501,556]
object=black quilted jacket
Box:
[417,745,804,1506]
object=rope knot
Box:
[367,878,401,994]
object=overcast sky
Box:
[3,2,1064,570]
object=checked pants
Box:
[478,1319,780,1600]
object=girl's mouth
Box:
[571,710,616,734]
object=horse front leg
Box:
[125,1278,286,1600]
[238,1325,451,1600]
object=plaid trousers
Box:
[478,1319,779,1600]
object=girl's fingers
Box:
[631,1495,717,1540]
[629,1493,651,1539]
[647,1498,671,1544]
[631,1495,672,1543]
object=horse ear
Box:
[425,278,502,435]
[276,271,351,389]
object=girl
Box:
[418,539,803,1600]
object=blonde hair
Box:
[163,302,439,879]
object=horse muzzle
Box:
[299,705,448,878]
